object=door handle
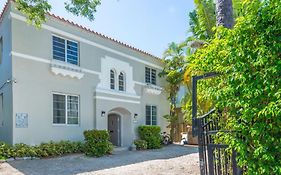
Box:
[109,130,114,133]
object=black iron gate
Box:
[192,73,242,175]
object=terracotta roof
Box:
[0,0,9,23]
[0,0,161,61]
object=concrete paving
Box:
[0,144,199,175]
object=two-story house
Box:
[0,1,170,147]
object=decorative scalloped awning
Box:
[144,84,163,95]
[50,60,84,79]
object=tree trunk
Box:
[216,0,234,28]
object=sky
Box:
[0,0,195,57]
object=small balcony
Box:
[50,60,84,79]
[144,84,163,95]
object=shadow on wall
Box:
[7,145,198,175]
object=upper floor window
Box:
[145,67,156,85]
[146,105,157,125]
[53,93,79,125]
[0,37,3,64]
[118,72,125,91]
[53,36,79,65]
[110,69,115,90]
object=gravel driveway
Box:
[0,145,199,175]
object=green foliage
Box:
[189,0,281,174]
[65,0,101,21]
[36,140,84,157]
[160,42,189,140]
[13,0,101,28]
[13,143,37,158]
[190,0,216,40]
[0,142,13,160]
[134,139,148,150]
[0,140,84,159]
[138,125,161,149]
[83,129,113,157]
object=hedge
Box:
[0,130,113,160]
[0,140,84,160]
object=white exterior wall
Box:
[2,2,170,146]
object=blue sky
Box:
[0,0,195,57]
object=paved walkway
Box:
[0,145,199,175]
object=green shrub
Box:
[83,130,113,157]
[0,142,13,160]
[138,125,161,149]
[13,143,37,158]
[0,140,88,160]
[134,139,147,150]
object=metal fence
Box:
[192,73,243,175]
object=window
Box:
[110,69,115,90]
[145,105,157,125]
[53,94,79,125]
[118,72,125,91]
[145,67,156,85]
[53,36,79,65]
[0,37,2,64]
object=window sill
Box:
[50,60,84,79]
[52,124,80,127]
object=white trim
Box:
[134,81,147,86]
[10,12,163,70]
[11,51,50,64]
[96,88,140,99]
[11,51,100,75]
[11,51,162,86]
[52,93,80,126]
[94,96,140,104]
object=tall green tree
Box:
[159,42,188,140]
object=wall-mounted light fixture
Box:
[101,111,106,117]
[134,113,138,119]
[0,78,17,91]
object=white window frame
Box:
[110,69,116,90]
[118,72,126,92]
[145,105,157,126]
[52,92,80,126]
[145,67,156,85]
[52,34,79,65]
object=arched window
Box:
[110,69,115,90]
[118,72,125,91]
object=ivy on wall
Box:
[188,0,281,174]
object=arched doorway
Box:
[107,107,132,147]
[108,113,121,146]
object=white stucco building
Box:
[0,1,170,147]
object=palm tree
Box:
[216,0,234,28]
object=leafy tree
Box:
[189,0,216,40]
[14,0,101,27]
[188,0,281,173]
[189,0,242,39]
